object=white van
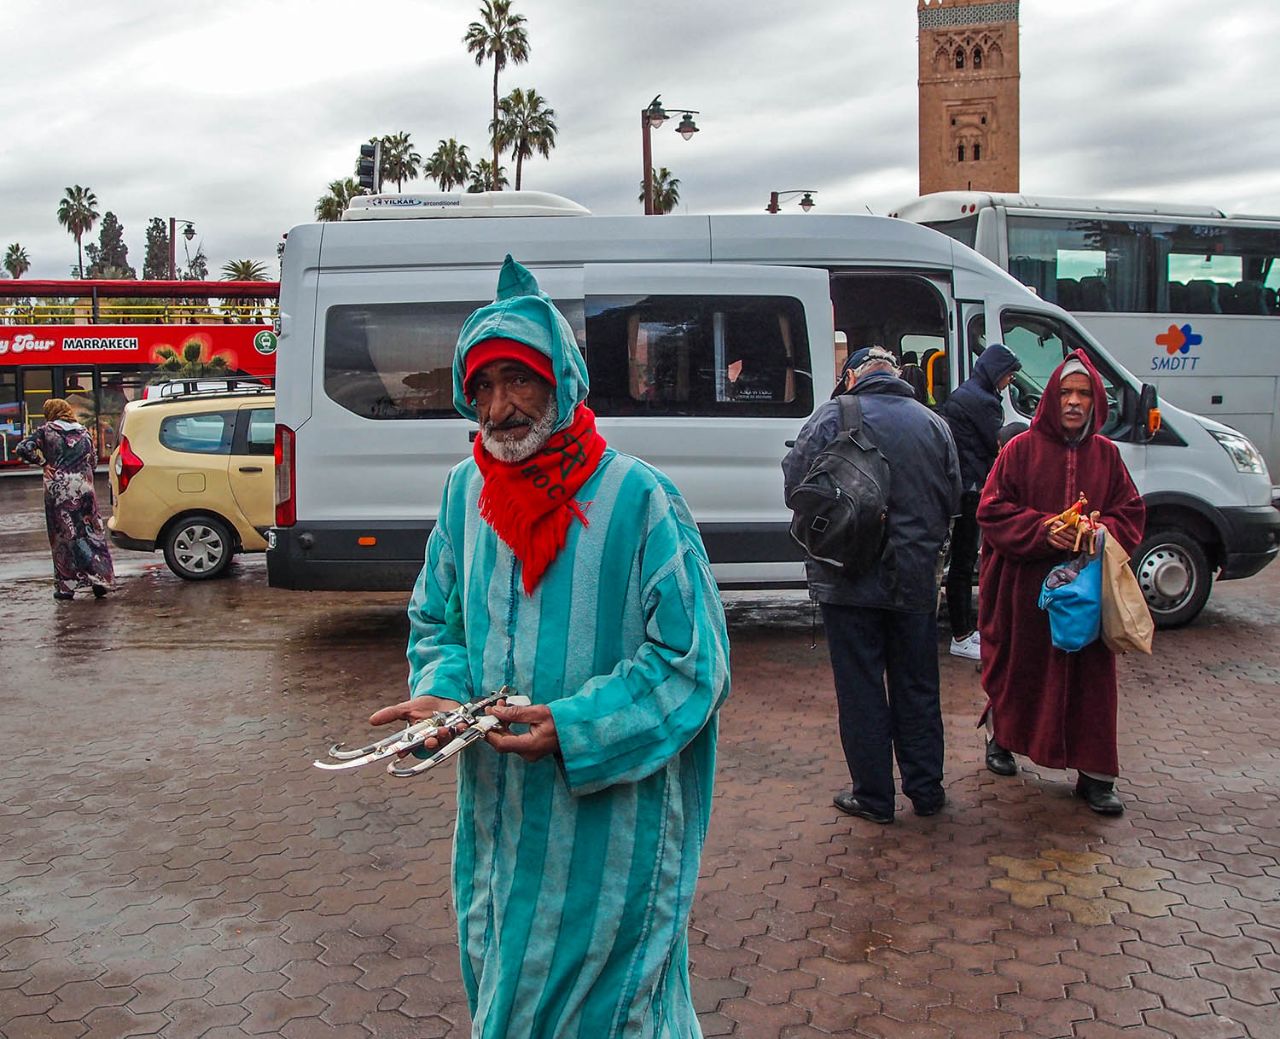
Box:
[268,192,1279,627]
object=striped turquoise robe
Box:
[407,447,731,1039]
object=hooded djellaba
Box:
[976,350,1145,779]
[405,256,730,1039]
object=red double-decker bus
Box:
[0,279,279,466]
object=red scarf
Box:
[474,404,607,595]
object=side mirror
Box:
[1137,383,1161,441]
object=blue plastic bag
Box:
[1038,545,1103,652]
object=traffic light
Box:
[357,140,382,193]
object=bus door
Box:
[60,368,100,453]
[20,367,54,435]
[0,371,19,463]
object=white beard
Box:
[480,399,559,464]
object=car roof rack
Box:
[144,377,274,400]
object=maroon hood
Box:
[1030,349,1107,442]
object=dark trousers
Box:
[946,491,981,636]
[820,603,945,817]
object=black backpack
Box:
[786,394,892,574]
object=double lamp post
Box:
[640,95,699,215]
[167,218,197,280]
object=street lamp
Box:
[641,95,700,215]
[766,190,817,214]
[168,218,197,279]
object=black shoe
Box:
[53,591,74,601]
[912,796,946,817]
[1075,775,1124,815]
[833,792,893,824]
[985,738,1016,776]
[92,585,108,599]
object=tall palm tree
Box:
[4,243,30,279]
[315,178,364,221]
[495,87,557,190]
[427,139,472,191]
[56,185,100,277]
[467,159,509,193]
[639,168,681,214]
[379,131,422,192]
[463,0,530,190]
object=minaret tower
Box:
[917,0,1020,194]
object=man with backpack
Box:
[783,347,961,823]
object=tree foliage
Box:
[3,243,30,279]
[639,167,681,214]
[463,0,529,191]
[315,178,365,221]
[427,139,473,191]
[85,211,136,279]
[56,185,99,278]
[152,339,232,380]
[467,158,508,193]
[379,131,422,192]
[143,218,170,280]
[495,87,557,190]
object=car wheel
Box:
[1131,528,1211,629]
[163,515,234,580]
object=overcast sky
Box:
[3,0,1279,280]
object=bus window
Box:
[1006,216,1149,312]
[999,310,1126,438]
[1151,222,1280,315]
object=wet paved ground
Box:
[2,473,1279,1038]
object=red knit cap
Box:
[464,337,555,396]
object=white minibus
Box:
[268,192,1279,628]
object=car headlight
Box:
[1209,429,1269,477]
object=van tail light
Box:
[116,435,144,493]
[274,423,296,527]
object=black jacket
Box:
[782,372,962,612]
[938,344,1022,492]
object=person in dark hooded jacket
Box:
[783,349,961,824]
[938,344,1022,659]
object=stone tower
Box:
[917,0,1020,195]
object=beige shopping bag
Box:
[1100,530,1154,654]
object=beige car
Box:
[108,388,275,579]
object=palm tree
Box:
[315,178,365,221]
[427,139,472,191]
[221,259,269,280]
[467,159,509,193]
[639,168,681,214]
[495,87,557,190]
[463,0,530,190]
[4,243,30,279]
[379,131,422,192]
[220,259,270,323]
[56,185,100,277]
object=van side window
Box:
[323,300,586,420]
[999,310,1127,437]
[159,411,235,455]
[583,295,812,418]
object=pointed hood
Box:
[1031,349,1108,442]
[452,255,589,431]
[972,343,1022,393]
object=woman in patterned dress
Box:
[15,398,114,599]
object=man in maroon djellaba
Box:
[976,351,1145,814]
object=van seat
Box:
[1226,280,1269,315]
[1077,276,1113,311]
[1055,278,1080,309]
[1168,282,1187,312]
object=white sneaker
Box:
[949,631,981,660]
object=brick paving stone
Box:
[1140,1008,1248,1039]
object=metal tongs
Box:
[313,686,530,778]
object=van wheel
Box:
[1131,529,1211,629]
[163,515,234,580]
